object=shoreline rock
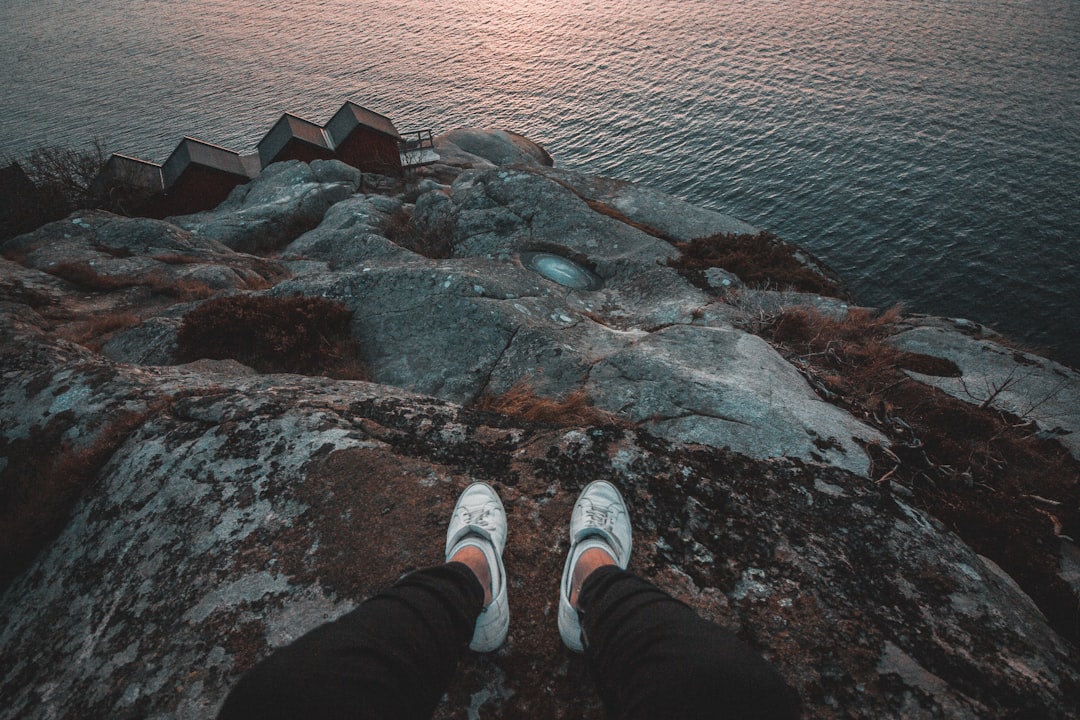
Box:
[1,128,1078,718]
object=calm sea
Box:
[2,0,1078,365]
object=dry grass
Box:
[152,253,203,265]
[46,261,139,292]
[43,261,216,301]
[472,382,625,427]
[759,306,1080,645]
[585,199,677,242]
[147,275,217,301]
[56,312,140,351]
[176,294,366,379]
[670,232,849,299]
[383,206,454,259]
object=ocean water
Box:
[2,0,1078,365]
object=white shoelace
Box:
[460,504,498,532]
[583,502,616,533]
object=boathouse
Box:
[0,163,43,238]
[325,102,402,175]
[160,138,256,216]
[257,113,335,167]
[89,154,165,215]
[81,99,430,217]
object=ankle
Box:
[570,546,615,609]
[450,544,493,606]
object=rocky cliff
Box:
[1,129,1078,718]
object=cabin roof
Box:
[325,101,401,145]
[162,137,249,189]
[257,113,332,155]
[98,153,165,191]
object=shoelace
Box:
[460,504,497,532]
[583,502,616,533]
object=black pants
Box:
[218,564,800,720]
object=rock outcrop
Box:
[1,129,1078,719]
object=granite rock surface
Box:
[1,128,1078,719]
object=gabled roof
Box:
[162,137,250,189]
[324,101,401,145]
[256,113,332,165]
[96,153,164,193]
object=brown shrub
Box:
[472,382,625,427]
[46,261,139,292]
[152,253,202,265]
[44,261,218,301]
[0,142,108,241]
[176,294,364,377]
[383,207,454,259]
[670,231,848,299]
[760,306,1080,644]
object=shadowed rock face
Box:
[1,129,1079,719]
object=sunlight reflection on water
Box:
[1,0,1078,364]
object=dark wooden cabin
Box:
[0,162,44,238]
[160,138,255,216]
[90,154,165,215]
[324,102,402,175]
[257,113,335,167]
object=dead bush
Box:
[0,142,108,241]
[585,199,676,242]
[383,207,454,259]
[759,306,1080,645]
[43,262,217,301]
[670,231,848,298]
[145,275,217,301]
[472,382,625,427]
[152,253,202,265]
[176,294,365,378]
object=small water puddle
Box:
[521,252,603,290]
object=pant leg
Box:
[217,562,484,720]
[578,566,800,720]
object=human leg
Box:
[579,567,800,720]
[217,562,483,720]
[558,480,799,720]
[218,482,509,720]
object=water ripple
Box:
[1,0,1078,364]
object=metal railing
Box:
[399,130,437,169]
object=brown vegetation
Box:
[759,306,1080,645]
[670,231,849,298]
[0,401,154,592]
[152,253,202,265]
[46,261,139,292]
[384,207,454,259]
[176,294,367,378]
[56,313,140,351]
[585,199,677,242]
[0,143,109,241]
[471,382,625,427]
[43,261,216,301]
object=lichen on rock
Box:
[1,128,1078,719]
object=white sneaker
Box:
[558,480,632,652]
[445,482,509,652]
